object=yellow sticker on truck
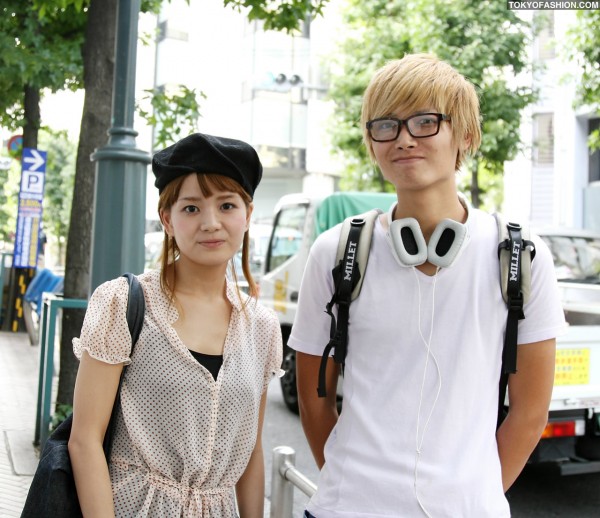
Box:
[273,271,289,314]
[554,348,590,386]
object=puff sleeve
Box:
[72,276,133,365]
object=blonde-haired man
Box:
[289,54,565,517]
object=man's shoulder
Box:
[314,213,385,250]
[465,207,502,246]
[310,222,345,259]
[315,221,344,244]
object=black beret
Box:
[152,133,263,197]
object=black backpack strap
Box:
[317,218,365,398]
[103,273,146,457]
[501,222,525,375]
[123,273,145,346]
[496,221,535,428]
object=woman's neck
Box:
[167,260,229,299]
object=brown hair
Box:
[361,53,481,171]
[157,173,258,300]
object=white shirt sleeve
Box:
[288,225,341,357]
[517,233,567,344]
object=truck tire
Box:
[280,348,299,414]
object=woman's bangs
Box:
[196,174,246,200]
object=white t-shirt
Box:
[289,207,566,518]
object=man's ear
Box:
[462,133,472,152]
[160,209,173,236]
[246,203,254,232]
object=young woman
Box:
[68,133,282,517]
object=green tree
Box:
[224,0,328,32]
[39,130,76,266]
[0,161,20,245]
[0,165,11,244]
[0,1,85,149]
[137,85,206,148]
[28,0,329,411]
[328,0,536,208]
[565,10,600,150]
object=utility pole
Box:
[89,0,151,294]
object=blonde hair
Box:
[157,173,258,299]
[361,53,481,170]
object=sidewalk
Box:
[0,331,38,518]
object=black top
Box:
[188,350,223,381]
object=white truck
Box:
[260,191,600,475]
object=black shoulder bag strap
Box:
[317,218,365,398]
[102,273,146,458]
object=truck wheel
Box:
[280,349,299,414]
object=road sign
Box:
[7,135,23,154]
[14,147,47,268]
[22,148,46,171]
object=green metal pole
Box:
[34,298,48,446]
[90,0,150,294]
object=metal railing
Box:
[34,293,87,448]
[270,445,317,518]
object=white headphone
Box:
[386,198,470,269]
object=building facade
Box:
[503,10,600,231]
[148,0,344,223]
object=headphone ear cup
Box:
[427,219,468,268]
[388,218,428,267]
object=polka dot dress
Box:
[73,270,283,517]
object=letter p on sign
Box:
[21,171,44,195]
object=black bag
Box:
[21,273,145,518]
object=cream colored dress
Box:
[73,270,283,517]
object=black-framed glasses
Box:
[366,113,451,142]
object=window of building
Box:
[533,113,554,165]
[157,20,189,43]
[535,11,555,61]
[254,145,306,170]
[590,118,600,183]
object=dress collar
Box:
[224,277,246,313]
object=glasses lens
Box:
[369,119,399,141]
[406,114,440,137]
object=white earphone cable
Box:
[412,266,442,517]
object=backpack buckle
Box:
[350,217,366,227]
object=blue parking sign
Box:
[14,148,47,268]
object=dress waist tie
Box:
[145,470,234,517]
